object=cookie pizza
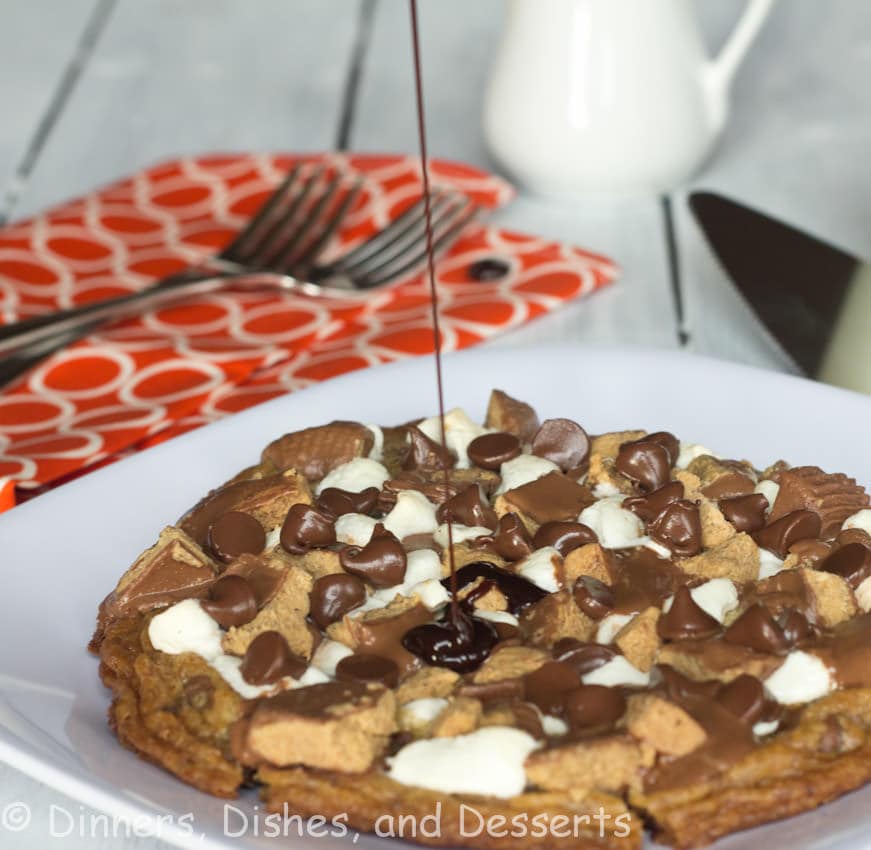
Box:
[90,389,871,849]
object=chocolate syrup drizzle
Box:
[409,0,458,623]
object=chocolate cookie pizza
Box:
[90,389,871,849]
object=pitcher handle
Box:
[708,0,777,95]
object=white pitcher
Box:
[483,0,776,196]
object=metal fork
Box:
[0,171,476,365]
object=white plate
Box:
[1,346,870,850]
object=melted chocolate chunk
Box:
[819,542,871,589]
[615,439,672,492]
[402,609,498,673]
[240,631,307,685]
[201,574,258,628]
[444,561,548,614]
[552,639,617,675]
[469,257,510,281]
[533,521,597,556]
[492,513,534,560]
[718,493,769,533]
[779,608,813,644]
[457,678,526,702]
[309,573,367,628]
[207,511,266,564]
[404,426,455,471]
[611,548,684,613]
[467,432,521,470]
[624,481,684,523]
[523,661,581,715]
[658,665,720,702]
[753,509,822,557]
[573,576,615,621]
[657,587,721,641]
[316,487,379,518]
[340,531,407,588]
[335,653,400,688]
[701,472,756,500]
[531,419,591,471]
[565,684,627,731]
[437,485,498,530]
[718,674,767,724]
[723,604,791,654]
[280,504,336,554]
[504,471,595,524]
[648,499,702,557]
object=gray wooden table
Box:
[1,1,869,847]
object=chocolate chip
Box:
[657,586,721,641]
[492,513,534,561]
[437,485,498,529]
[467,432,521,470]
[648,500,702,556]
[819,542,871,589]
[753,509,822,558]
[523,661,581,715]
[552,639,617,675]
[644,431,680,466]
[404,426,454,471]
[335,653,400,688]
[316,487,379,517]
[240,631,307,685]
[309,573,367,628]
[573,576,615,621]
[280,504,336,555]
[615,439,671,492]
[340,531,407,588]
[207,511,266,564]
[469,257,510,281]
[565,684,626,730]
[624,481,684,522]
[723,604,790,654]
[719,493,769,533]
[201,574,258,628]
[718,674,767,724]
[531,419,591,471]
[533,521,597,556]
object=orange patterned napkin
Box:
[0,153,617,510]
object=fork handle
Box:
[0,266,238,356]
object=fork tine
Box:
[266,172,345,272]
[345,195,466,283]
[286,179,364,274]
[235,164,326,266]
[354,200,478,289]
[220,163,302,262]
[321,190,451,274]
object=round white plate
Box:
[0,346,869,850]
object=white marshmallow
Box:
[843,508,871,535]
[334,512,377,546]
[754,480,779,513]
[417,407,488,468]
[764,651,834,704]
[311,639,355,677]
[516,547,561,592]
[758,548,785,579]
[366,424,384,461]
[433,523,491,548]
[386,727,539,797]
[497,454,559,493]
[383,489,438,539]
[676,442,718,469]
[316,457,389,494]
[582,656,650,688]
[596,612,636,644]
[579,497,646,548]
